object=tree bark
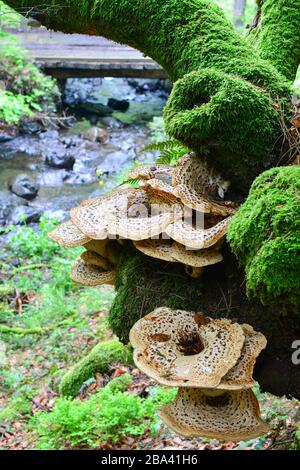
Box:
[247,0,300,81]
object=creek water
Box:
[0,77,168,225]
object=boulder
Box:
[0,191,27,226]
[70,100,112,119]
[45,149,75,170]
[108,98,130,112]
[10,206,41,225]
[0,133,13,143]
[8,173,39,200]
[84,126,109,143]
[19,117,44,135]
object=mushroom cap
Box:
[84,239,111,258]
[134,239,223,267]
[133,239,177,263]
[165,216,233,250]
[127,164,174,181]
[159,388,269,441]
[80,250,112,271]
[129,307,245,388]
[172,154,236,216]
[48,220,91,247]
[70,188,183,241]
[71,256,115,286]
[83,239,121,266]
[172,242,223,267]
[142,178,178,198]
[220,324,267,390]
[70,189,136,240]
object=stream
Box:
[0,77,168,226]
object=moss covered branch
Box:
[59,339,133,397]
[247,0,300,82]
[228,166,300,307]
[4,0,293,191]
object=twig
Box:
[0,263,49,275]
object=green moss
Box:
[228,166,300,306]
[104,373,133,393]
[59,339,133,397]
[109,249,203,343]
[164,68,284,190]
[249,0,300,82]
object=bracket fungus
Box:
[172,154,236,216]
[70,187,183,241]
[48,219,91,247]
[80,250,112,271]
[165,216,233,250]
[71,256,115,287]
[47,148,266,442]
[128,156,237,217]
[159,388,269,441]
[134,239,223,277]
[220,324,267,390]
[127,164,174,183]
[84,239,122,266]
[129,307,245,388]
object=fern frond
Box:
[143,139,190,165]
[121,177,142,187]
[143,139,183,153]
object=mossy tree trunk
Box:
[5,0,300,399]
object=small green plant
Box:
[0,89,33,124]
[0,393,32,420]
[30,380,176,449]
[0,29,59,124]
[143,139,190,164]
[4,216,62,260]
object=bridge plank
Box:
[3,28,166,79]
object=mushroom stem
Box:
[185,266,204,278]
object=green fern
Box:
[123,177,142,187]
[117,177,142,188]
[120,140,190,187]
[143,139,190,164]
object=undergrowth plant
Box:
[0,29,59,124]
[30,382,177,449]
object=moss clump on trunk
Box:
[248,0,300,81]
[164,68,286,190]
[108,249,204,343]
[59,339,133,397]
[228,166,300,306]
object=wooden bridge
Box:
[5,28,166,79]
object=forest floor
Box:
[0,218,300,451]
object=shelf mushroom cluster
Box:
[129,307,269,441]
[49,154,237,285]
[48,154,268,440]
